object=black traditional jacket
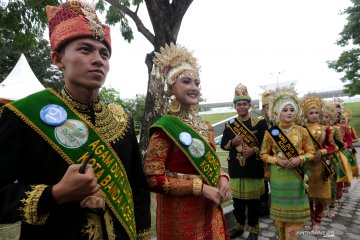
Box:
[220,115,267,179]
[0,89,151,240]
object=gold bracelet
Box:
[220,173,230,182]
[275,158,279,165]
[193,178,203,196]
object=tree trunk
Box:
[138,0,193,160]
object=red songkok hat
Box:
[46,0,111,54]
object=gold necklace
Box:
[174,111,209,139]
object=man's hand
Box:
[242,145,255,158]
[52,164,100,204]
[231,135,243,146]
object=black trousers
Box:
[260,180,270,206]
[233,198,260,227]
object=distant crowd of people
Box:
[0,1,358,240]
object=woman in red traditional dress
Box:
[143,43,230,240]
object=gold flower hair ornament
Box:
[153,43,200,94]
[343,108,352,121]
[79,0,105,39]
[322,100,337,123]
[269,87,299,124]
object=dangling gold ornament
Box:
[169,95,181,113]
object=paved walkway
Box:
[233,179,360,240]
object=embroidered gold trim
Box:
[82,213,102,240]
[60,88,129,143]
[137,228,151,240]
[224,140,232,150]
[19,184,49,225]
[192,177,203,196]
[104,208,116,240]
[170,110,209,139]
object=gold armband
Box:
[220,173,230,182]
[274,158,279,165]
[193,178,203,196]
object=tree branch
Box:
[105,0,155,45]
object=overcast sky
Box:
[103,0,352,102]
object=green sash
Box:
[152,115,220,187]
[7,89,137,240]
[268,126,305,180]
[226,117,259,148]
[305,126,334,181]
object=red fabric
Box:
[46,1,111,53]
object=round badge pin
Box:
[40,104,67,126]
[326,159,331,165]
[188,138,205,158]
[229,118,235,124]
[271,129,279,136]
[55,119,89,148]
[179,132,192,146]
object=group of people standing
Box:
[0,1,358,240]
[221,85,358,240]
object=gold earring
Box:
[169,95,181,113]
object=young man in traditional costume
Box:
[0,1,150,239]
[221,83,268,240]
[143,43,231,240]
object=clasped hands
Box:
[202,176,231,206]
[276,156,302,168]
[232,135,255,158]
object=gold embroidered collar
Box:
[238,114,250,122]
[60,88,129,143]
[169,110,209,139]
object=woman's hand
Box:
[277,157,288,168]
[218,177,231,203]
[286,157,301,168]
[202,184,224,206]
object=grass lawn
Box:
[201,111,236,124]
[344,102,360,135]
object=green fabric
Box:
[233,96,251,103]
[152,115,220,187]
[230,178,264,200]
[8,89,137,240]
[269,164,310,223]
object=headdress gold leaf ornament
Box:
[322,100,337,123]
[261,91,273,106]
[343,108,352,120]
[269,86,299,124]
[154,43,199,90]
[233,83,251,103]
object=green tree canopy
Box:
[328,0,360,96]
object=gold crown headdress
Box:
[153,43,199,93]
[269,86,299,124]
[322,100,336,121]
[261,91,272,106]
[299,94,323,124]
[300,94,323,114]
